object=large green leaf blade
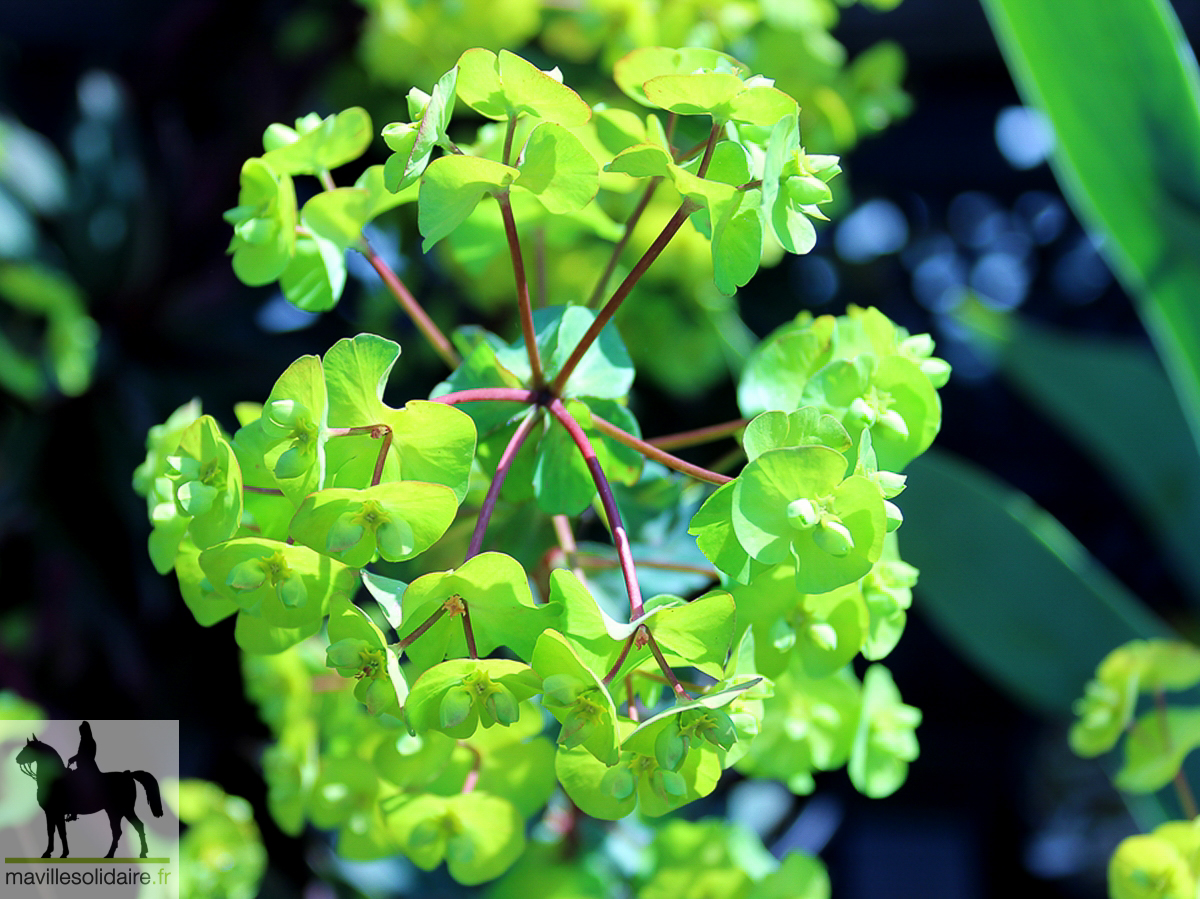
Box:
[900,449,1170,714]
[991,316,1200,605]
[981,0,1200,452]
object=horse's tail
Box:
[130,771,163,818]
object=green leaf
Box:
[605,143,673,178]
[396,552,561,673]
[418,154,519,251]
[731,445,848,565]
[301,188,370,250]
[900,449,1171,714]
[593,106,648,155]
[356,164,416,220]
[278,233,346,313]
[738,314,837,417]
[743,408,852,461]
[1108,833,1195,899]
[404,657,541,739]
[754,852,831,899]
[848,664,920,798]
[533,630,621,765]
[383,65,458,192]
[383,400,476,502]
[728,86,799,126]
[226,158,297,286]
[289,482,458,567]
[981,0,1200,456]
[261,354,328,504]
[1116,706,1200,793]
[456,49,591,126]
[171,415,243,550]
[613,47,748,107]
[991,317,1200,606]
[643,73,746,118]
[514,123,599,214]
[261,107,373,176]
[647,591,737,679]
[712,197,763,296]
[322,332,399,427]
[234,608,321,654]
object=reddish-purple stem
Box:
[497,192,545,388]
[546,398,643,619]
[644,626,692,701]
[589,413,731,485]
[586,177,662,309]
[465,409,543,561]
[461,602,479,659]
[360,238,460,370]
[371,428,393,488]
[603,634,635,685]
[396,605,447,651]
[649,417,750,451]
[432,388,537,406]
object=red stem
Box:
[433,388,537,406]
[396,605,447,651]
[549,205,691,396]
[589,413,731,485]
[360,238,460,370]
[586,177,662,309]
[603,634,635,685]
[465,409,543,561]
[546,399,643,619]
[497,192,545,388]
[649,417,750,451]
[643,627,692,701]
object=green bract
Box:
[141,37,949,892]
[224,158,297,286]
[261,108,374,176]
[455,49,591,125]
[396,552,560,674]
[404,658,542,739]
[166,415,243,551]
[532,629,621,765]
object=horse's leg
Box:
[126,811,148,859]
[105,810,121,858]
[57,814,69,858]
[41,811,53,858]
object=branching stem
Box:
[589,413,731,485]
[546,398,643,619]
[586,177,662,309]
[395,605,447,651]
[603,635,635,686]
[649,417,750,451]
[432,387,537,406]
[497,192,545,388]
[465,409,543,561]
[359,238,460,370]
[551,124,720,395]
[643,626,692,701]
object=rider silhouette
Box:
[65,721,101,822]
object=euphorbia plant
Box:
[135,45,947,892]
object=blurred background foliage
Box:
[4,0,1200,897]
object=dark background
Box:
[3,1,1198,896]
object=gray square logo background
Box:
[0,719,179,899]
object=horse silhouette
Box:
[15,733,163,858]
